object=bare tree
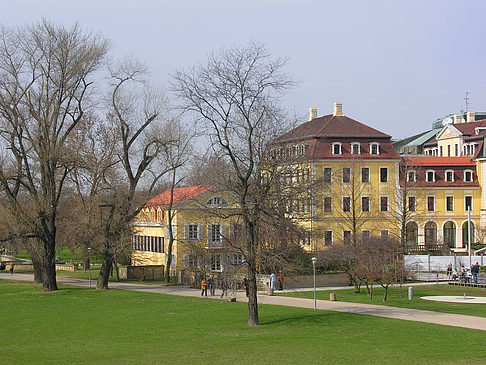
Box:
[0,20,108,290]
[172,42,295,326]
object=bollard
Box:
[330,293,336,301]
[408,287,413,300]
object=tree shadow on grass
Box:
[260,311,358,327]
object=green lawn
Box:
[279,284,486,317]
[1,280,485,364]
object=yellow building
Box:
[268,103,402,250]
[131,186,245,272]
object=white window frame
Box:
[465,195,473,212]
[370,142,380,155]
[324,230,333,246]
[380,167,388,183]
[426,170,436,182]
[207,223,225,248]
[408,196,416,212]
[361,167,370,183]
[206,196,228,207]
[350,142,360,155]
[361,196,370,212]
[427,196,435,212]
[445,169,454,183]
[380,196,388,212]
[184,223,202,241]
[331,142,342,155]
[464,169,473,182]
[230,252,245,267]
[407,170,416,182]
[209,253,223,272]
[446,195,454,212]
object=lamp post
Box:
[311,257,317,310]
[88,247,92,288]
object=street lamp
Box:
[87,247,92,288]
[311,257,317,310]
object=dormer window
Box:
[332,142,342,155]
[369,142,380,155]
[407,170,416,182]
[445,170,454,182]
[351,142,360,155]
[426,170,436,182]
[464,169,473,182]
[206,196,228,207]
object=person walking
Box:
[243,275,249,297]
[220,277,227,298]
[270,273,276,291]
[208,274,215,296]
[278,272,284,290]
[201,277,207,296]
[9,261,14,275]
[446,262,452,278]
[472,262,480,284]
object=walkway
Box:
[2,273,486,331]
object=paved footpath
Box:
[3,273,486,331]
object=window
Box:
[351,143,360,155]
[447,145,450,157]
[343,197,351,212]
[332,143,342,155]
[342,167,351,183]
[446,196,454,212]
[440,146,443,156]
[445,170,454,182]
[427,196,435,212]
[380,197,388,212]
[323,167,332,183]
[206,196,228,207]
[370,143,379,155]
[462,221,475,248]
[455,144,458,156]
[464,170,473,182]
[443,222,456,248]
[426,170,435,182]
[406,222,418,244]
[465,196,473,212]
[323,196,332,213]
[362,197,370,212]
[408,196,416,212]
[425,222,437,245]
[184,223,201,240]
[380,167,388,183]
[407,171,416,182]
[343,230,352,244]
[184,254,199,269]
[361,230,371,241]
[299,231,311,247]
[207,223,225,248]
[230,253,245,266]
[132,235,164,253]
[324,230,333,246]
[361,167,370,183]
[210,253,222,271]
[380,230,389,239]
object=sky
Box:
[1,0,485,139]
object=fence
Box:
[404,254,485,271]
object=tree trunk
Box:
[41,237,58,291]
[165,237,174,283]
[246,221,259,327]
[383,285,389,302]
[97,251,113,289]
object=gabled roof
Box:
[405,156,475,167]
[145,185,214,209]
[402,128,442,148]
[448,120,486,136]
[273,114,390,144]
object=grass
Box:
[1,280,486,364]
[279,284,486,317]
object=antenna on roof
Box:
[462,91,471,113]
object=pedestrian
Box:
[201,277,207,296]
[452,269,458,281]
[243,275,249,297]
[270,273,276,291]
[472,262,480,284]
[278,272,284,290]
[220,277,227,298]
[446,262,452,278]
[9,261,14,275]
[208,274,215,296]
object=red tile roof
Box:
[404,156,475,167]
[274,114,391,143]
[450,120,486,136]
[145,185,214,209]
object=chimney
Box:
[309,108,317,121]
[333,102,343,116]
[454,114,464,124]
[467,111,476,123]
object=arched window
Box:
[406,222,418,244]
[462,221,475,249]
[424,222,437,245]
[443,221,456,248]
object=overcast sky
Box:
[1,0,485,139]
